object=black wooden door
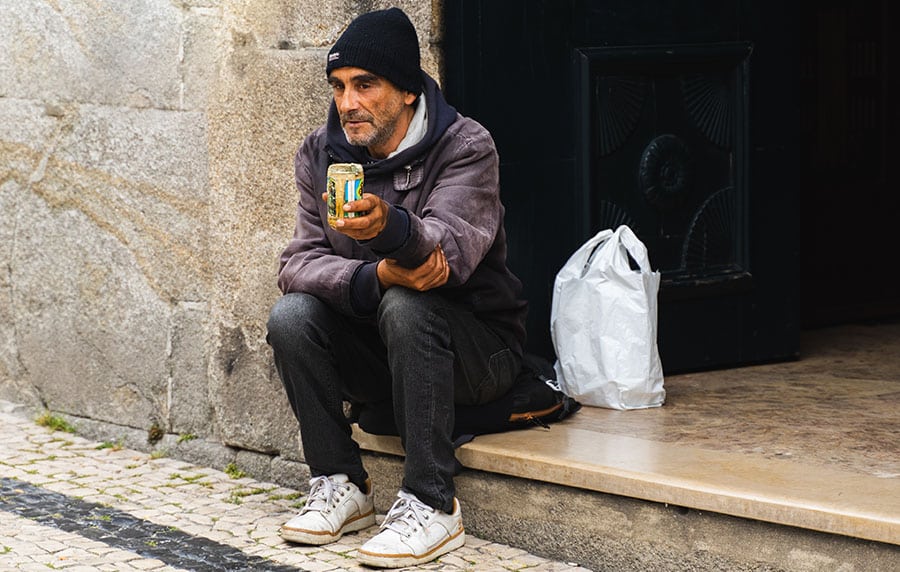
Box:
[444,1,802,372]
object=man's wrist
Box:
[375,259,390,290]
[362,205,409,254]
[349,261,383,316]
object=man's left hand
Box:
[323,192,389,240]
[376,245,450,291]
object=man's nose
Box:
[336,88,358,112]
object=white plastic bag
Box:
[550,225,665,410]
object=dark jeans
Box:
[266,288,520,513]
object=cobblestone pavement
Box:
[0,403,592,572]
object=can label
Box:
[327,163,364,228]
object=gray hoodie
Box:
[277,73,527,356]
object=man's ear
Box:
[404,91,417,106]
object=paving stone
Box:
[35,539,68,553]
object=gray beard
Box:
[344,114,401,151]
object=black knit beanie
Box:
[326,7,422,95]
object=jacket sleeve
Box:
[368,120,502,287]
[276,135,366,316]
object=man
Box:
[266,7,527,568]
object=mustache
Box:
[340,110,374,124]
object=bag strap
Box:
[574,228,614,278]
[614,225,652,273]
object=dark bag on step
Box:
[354,354,581,443]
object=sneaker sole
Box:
[357,528,466,568]
[280,510,376,545]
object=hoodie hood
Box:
[325,71,458,177]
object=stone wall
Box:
[0,0,444,470]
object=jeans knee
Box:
[267,293,326,349]
[379,288,424,324]
[378,288,444,342]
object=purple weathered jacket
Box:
[277,73,527,356]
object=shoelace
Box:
[380,492,434,537]
[300,475,349,516]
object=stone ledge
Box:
[352,408,900,547]
[358,450,900,572]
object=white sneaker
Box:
[357,490,465,568]
[280,474,375,545]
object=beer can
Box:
[327,163,364,228]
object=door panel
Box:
[444,0,801,371]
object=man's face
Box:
[328,67,417,158]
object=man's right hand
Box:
[376,245,450,292]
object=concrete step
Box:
[355,408,897,545]
[356,419,899,572]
